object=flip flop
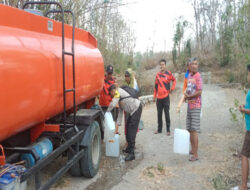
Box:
[189,156,199,161]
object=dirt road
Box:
[44,83,246,190]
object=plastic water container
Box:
[173,128,190,155]
[104,112,115,141]
[106,134,120,157]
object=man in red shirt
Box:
[184,57,202,161]
[154,59,176,136]
[99,64,116,112]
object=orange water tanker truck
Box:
[0,2,105,189]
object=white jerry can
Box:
[173,128,190,155]
[106,134,120,157]
[104,112,115,141]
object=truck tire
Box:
[68,145,82,177]
[80,121,101,178]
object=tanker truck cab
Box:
[0,2,105,189]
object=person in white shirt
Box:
[108,85,142,161]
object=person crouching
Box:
[107,84,142,161]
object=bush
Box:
[229,98,244,123]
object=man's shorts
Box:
[241,131,250,158]
[186,108,201,133]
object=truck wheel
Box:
[80,121,101,178]
[68,145,82,177]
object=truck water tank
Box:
[0,4,104,142]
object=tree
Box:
[0,0,136,73]
[173,18,189,56]
[185,39,192,58]
[172,17,189,66]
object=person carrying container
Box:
[184,57,203,161]
[153,59,176,136]
[107,84,142,161]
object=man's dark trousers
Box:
[126,104,142,153]
[156,96,170,132]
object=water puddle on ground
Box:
[85,151,143,190]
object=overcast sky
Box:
[119,0,195,52]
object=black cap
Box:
[125,71,131,77]
[108,84,116,92]
[106,64,113,74]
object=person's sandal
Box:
[189,156,199,161]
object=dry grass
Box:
[139,163,176,190]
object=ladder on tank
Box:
[46,10,77,130]
[23,2,77,130]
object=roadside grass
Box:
[144,166,155,178]
[142,162,169,178]
[157,162,165,174]
[211,174,238,190]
